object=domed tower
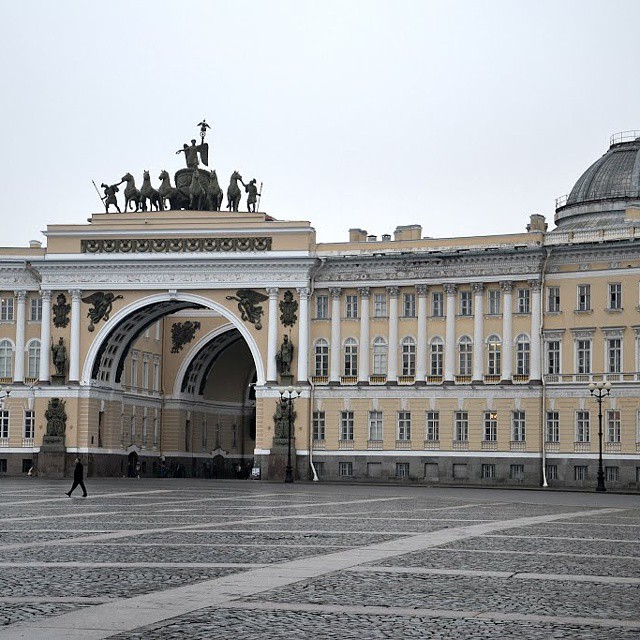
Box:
[554,131,640,230]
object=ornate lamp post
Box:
[0,386,11,410]
[588,381,612,493]
[280,386,301,483]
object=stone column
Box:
[530,280,542,381]
[266,288,279,383]
[14,291,27,383]
[472,283,484,383]
[296,287,310,383]
[39,290,52,383]
[69,289,82,383]
[444,284,457,383]
[387,286,399,382]
[329,288,342,383]
[501,281,513,382]
[358,287,370,383]
[416,285,428,383]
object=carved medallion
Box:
[225,289,268,330]
[52,293,71,328]
[82,292,124,331]
[171,321,201,353]
[279,290,298,327]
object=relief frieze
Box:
[81,237,272,254]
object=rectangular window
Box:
[546,340,561,375]
[0,298,14,322]
[0,459,6,472]
[153,357,160,391]
[576,410,590,442]
[339,461,353,477]
[397,411,411,441]
[368,411,383,441]
[605,466,619,482]
[517,288,530,314]
[23,410,34,439]
[316,295,328,319]
[373,293,387,317]
[431,291,444,317]
[340,411,354,441]
[459,291,472,316]
[426,411,439,441]
[481,463,496,479]
[454,411,469,441]
[142,357,150,389]
[574,465,587,481]
[315,342,329,376]
[547,286,560,313]
[453,463,468,479]
[22,458,32,473]
[0,410,8,438]
[576,339,591,375]
[488,289,501,315]
[546,411,559,442]
[396,462,410,478]
[606,410,621,443]
[512,411,526,442]
[29,297,42,322]
[483,411,497,441]
[510,464,524,480]
[345,295,358,319]
[577,284,591,311]
[312,411,326,441]
[546,464,558,480]
[608,283,622,310]
[607,338,622,374]
[314,461,325,477]
[403,293,416,317]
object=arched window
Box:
[487,335,501,376]
[516,334,530,376]
[27,339,40,380]
[372,337,387,375]
[458,335,472,376]
[430,337,444,376]
[314,339,329,377]
[0,339,13,379]
[343,338,358,376]
[401,336,416,376]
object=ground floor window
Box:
[0,459,6,472]
[453,463,468,479]
[21,459,32,473]
[339,461,353,477]
[424,462,439,480]
[574,465,588,481]
[510,464,524,480]
[605,466,619,482]
[396,462,410,478]
[545,464,558,480]
[313,461,325,477]
[481,463,495,479]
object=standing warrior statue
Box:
[241,178,260,213]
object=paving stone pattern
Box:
[0,479,639,639]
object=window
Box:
[345,295,358,319]
[368,411,383,441]
[458,336,472,376]
[22,458,32,473]
[546,340,560,375]
[488,289,501,315]
[339,461,353,477]
[0,410,9,438]
[517,288,530,314]
[574,465,587,481]
[29,297,42,322]
[314,461,325,477]
[396,462,410,478]
[546,464,558,480]
[516,334,530,376]
[130,351,139,388]
[607,338,622,374]
[431,291,444,317]
[512,411,526,442]
[314,339,329,376]
[144,411,150,446]
[483,411,497,441]
[373,293,387,317]
[0,460,6,472]
[577,284,591,311]
[0,298,14,322]
[576,411,590,442]
[546,411,559,442]
[426,411,439,441]
[312,411,325,441]
[605,466,619,482]
[142,356,150,389]
[454,411,468,441]
[316,295,328,319]
[459,291,472,316]
[606,410,621,443]
[397,411,411,441]
[425,462,439,480]
[487,335,501,376]
[608,283,622,310]
[453,463,468,479]
[153,356,160,391]
[403,293,416,317]
[510,464,525,480]
[547,286,560,312]
[481,464,496,479]
[430,337,443,376]
[340,411,354,441]
[0,340,12,378]
[23,410,34,439]
[401,337,416,376]
[343,338,358,376]
[372,337,388,375]
[27,340,40,379]
[576,339,591,375]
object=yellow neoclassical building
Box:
[0,130,639,489]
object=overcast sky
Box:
[1,0,640,247]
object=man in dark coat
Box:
[66,457,87,497]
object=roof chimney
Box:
[349,228,367,242]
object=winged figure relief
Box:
[226,289,269,330]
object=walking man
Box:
[66,457,87,497]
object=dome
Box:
[554,131,640,230]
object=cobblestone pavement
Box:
[0,479,638,639]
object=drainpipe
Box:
[540,247,552,487]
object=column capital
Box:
[386,286,399,298]
[266,287,279,298]
[472,282,485,293]
[329,287,342,299]
[69,289,83,301]
[358,287,370,298]
[40,290,52,302]
[296,287,310,299]
[14,290,27,301]
[416,284,428,296]
[500,281,514,292]
[444,283,457,295]
[528,279,542,292]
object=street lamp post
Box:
[0,386,11,410]
[588,381,611,493]
[280,386,301,483]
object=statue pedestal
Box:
[37,436,67,478]
[269,437,296,481]
[279,374,294,387]
[51,374,65,386]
